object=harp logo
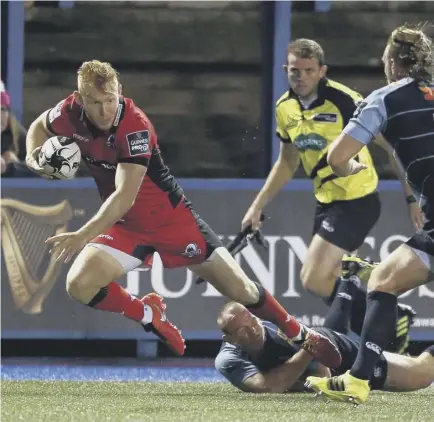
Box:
[1,199,75,314]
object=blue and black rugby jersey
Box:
[215,322,387,391]
[346,77,434,231]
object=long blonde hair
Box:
[388,23,434,82]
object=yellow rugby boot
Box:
[306,371,370,405]
[341,255,378,284]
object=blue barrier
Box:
[1,177,403,191]
[2,328,432,341]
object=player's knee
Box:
[300,264,313,289]
[65,268,94,303]
[405,370,433,391]
[415,355,434,388]
[66,271,83,300]
[417,374,434,390]
[229,279,259,305]
[244,280,260,304]
[300,265,329,297]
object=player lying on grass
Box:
[215,281,432,393]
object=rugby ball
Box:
[39,136,81,179]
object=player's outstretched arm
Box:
[78,162,147,241]
[46,162,147,263]
[25,110,54,176]
[327,133,367,177]
[242,142,299,231]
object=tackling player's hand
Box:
[45,231,88,264]
[348,159,368,175]
[242,207,263,232]
[409,202,425,231]
[25,147,53,179]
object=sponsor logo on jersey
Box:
[312,113,337,123]
[97,234,114,240]
[353,101,367,118]
[182,243,202,258]
[293,133,327,152]
[83,155,116,171]
[72,133,89,143]
[126,130,150,156]
[48,100,65,123]
[113,103,123,127]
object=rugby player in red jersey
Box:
[25,60,341,366]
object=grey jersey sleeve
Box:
[343,89,388,145]
[215,343,260,390]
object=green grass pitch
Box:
[2,381,433,421]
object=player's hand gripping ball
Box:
[39,136,81,179]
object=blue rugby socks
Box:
[350,291,397,380]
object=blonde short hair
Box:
[77,60,120,95]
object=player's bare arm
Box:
[242,142,299,230]
[78,162,147,240]
[327,133,367,177]
[25,110,54,175]
[242,350,329,393]
[46,162,147,263]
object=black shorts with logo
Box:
[313,192,381,252]
[315,327,388,390]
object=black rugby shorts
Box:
[313,192,381,252]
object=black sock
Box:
[349,285,368,336]
[350,291,397,380]
[323,276,360,334]
[323,277,368,336]
[87,286,109,307]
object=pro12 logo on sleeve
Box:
[126,130,150,156]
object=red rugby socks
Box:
[246,283,303,340]
[87,282,151,323]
